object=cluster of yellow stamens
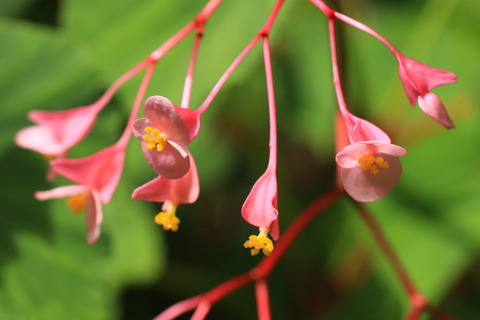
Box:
[358,154,389,175]
[66,194,88,214]
[155,204,180,231]
[143,127,167,152]
[244,229,274,256]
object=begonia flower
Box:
[132,157,199,231]
[133,96,191,179]
[336,111,407,202]
[15,101,105,158]
[241,165,279,256]
[35,142,126,244]
[396,54,458,129]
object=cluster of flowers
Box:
[15,0,457,259]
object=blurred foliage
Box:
[1,0,479,319]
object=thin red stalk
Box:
[154,296,202,320]
[149,0,223,62]
[353,202,419,298]
[181,28,203,109]
[255,279,272,320]
[119,63,156,145]
[428,306,457,320]
[190,301,212,320]
[196,0,285,115]
[262,36,277,169]
[257,187,343,277]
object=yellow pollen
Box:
[243,229,274,256]
[154,204,180,231]
[66,194,88,215]
[142,127,167,152]
[358,154,389,175]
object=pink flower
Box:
[396,54,458,129]
[15,101,104,158]
[132,157,199,231]
[241,165,279,256]
[36,185,103,245]
[336,111,407,202]
[133,96,191,179]
[35,142,126,244]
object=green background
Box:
[1,0,478,319]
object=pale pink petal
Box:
[144,96,190,145]
[132,157,199,204]
[35,185,88,200]
[241,167,278,231]
[269,218,280,241]
[132,118,151,140]
[340,153,403,202]
[418,93,455,129]
[176,107,201,141]
[336,142,406,169]
[15,126,64,155]
[348,114,391,144]
[51,143,126,203]
[142,142,190,179]
[86,190,103,245]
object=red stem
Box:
[262,36,277,169]
[181,27,204,109]
[196,0,285,115]
[154,296,203,320]
[255,279,272,320]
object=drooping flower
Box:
[133,96,191,179]
[132,156,199,231]
[35,142,126,244]
[15,100,105,158]
[241,165,279,256]
[396,54,458,129]
[36,185,103,245]
[336,111,407,202]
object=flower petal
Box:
[35,185,89,200]
[336,142,406,169]
[348,114,391,144]
[144,96,190,145]
[86,190,103,245]
[241,167,278,231]
[15,125,65,155]
[418,93,455,129]
[340,153,403,202]
[51,143,126,203]
[142,141,190,179]
[132,157,199,204]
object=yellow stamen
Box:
[142,127,167,152]
[243,229,274,256]
[358,154,389,175]
[66,194,88,215]
[154,204,180,231]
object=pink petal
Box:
[35,185,88,200]
[142,141,190,179]
[132,157,199,204]
[397,54,458,105]
[23,103,102,155]
[51,143,126,203]
[86,190,103,245]
[241,167,278,231]
[418,93,455,129]
[143,96,190,146]
[340,153,403,202]
[176,107,201,141]
[336,142,406,168]
[347,113,391,144]
[15,125,65,155]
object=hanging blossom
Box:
[396,54,458,129]
[133,96,192,179]
[242,165,279,256]
[132,156,199,231]
[335,111,407,202]
[35,141,126,244]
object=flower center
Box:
[143,127,167,152]
[66,194,88,214]
[243,229,274,256]
[358,154,389,175]
[155,203,180,231]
